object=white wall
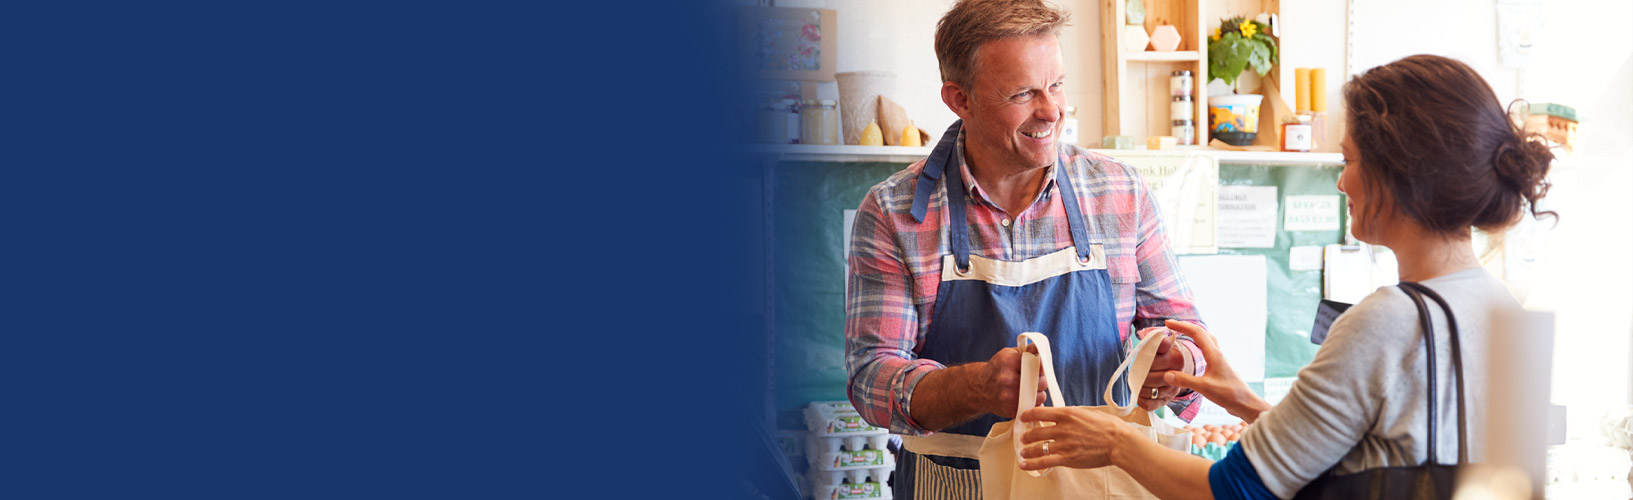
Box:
[761,0,1104,146]
[1354,0,1633,442]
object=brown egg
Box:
[1191,434,1206,447]
[1208,433,1226,444]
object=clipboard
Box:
[1310,299,1352,345]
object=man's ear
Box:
[941,81,972,120]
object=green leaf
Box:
[1252,33,1279,64]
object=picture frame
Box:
[738,7,838,82]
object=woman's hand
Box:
[1014,406,1132,471]
[1161,319,1271,423]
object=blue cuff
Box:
[1208,443,1279,500]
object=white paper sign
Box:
[1177,255,1267,383]
[1284,195,1341,232]
[1113,152,1220,255]
[1289,245,1325,271]
[1217,186,1278,248]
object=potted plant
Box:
[1206,16,1278,146]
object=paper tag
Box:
[1289,245,1324,271]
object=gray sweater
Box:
[1241,268,1517,499]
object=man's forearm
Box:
[906,364,986,431]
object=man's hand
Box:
[1161,319,1271,422]
[1137,329,1186,411]
[908,346,1048,430]
[968,346,1049,419]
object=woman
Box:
[1014,54,1556,500]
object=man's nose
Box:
[1033,94,1061,122]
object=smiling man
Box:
[843,1,1212,497]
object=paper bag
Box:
[978,332,1192,500]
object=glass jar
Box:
[1281,114,1313,152]
[778,99,801,144]
[1173,119,1195,146]
[1170,70,1193,97]
[1171,95,1193,122]
[800,99,839,145]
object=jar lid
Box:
[1172,95,1192,101]
[1172,119,1194,126]
[801,99,837,106]
[1172,70,1193,76]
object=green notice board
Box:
[1215,163,1348,379]
[768,161,910,428]
[766,160,1347,428]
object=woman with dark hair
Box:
[1009,54,1556,500]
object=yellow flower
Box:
[1239,22,1258,38]
[1211,27,1220,41]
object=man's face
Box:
[953,34,1067,172]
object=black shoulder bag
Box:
[1291,282,1466,500]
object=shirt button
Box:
[1001,218,1011,227]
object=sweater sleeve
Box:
[1236,287,1410,499]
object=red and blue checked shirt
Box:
[844,135,1208,435]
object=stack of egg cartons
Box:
[804,401,894,500]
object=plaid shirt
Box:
[844,135,1208,435]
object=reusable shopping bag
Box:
[979,331,1192,500]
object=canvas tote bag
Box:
[979,331,1192,500]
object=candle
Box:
[1295,68,1311,113]
[1310,68,1327,112]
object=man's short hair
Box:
[934,0,1071,91]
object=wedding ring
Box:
[1042,441,1050,454]
[1150,387,1160,399]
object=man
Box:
[843,1,1211,497]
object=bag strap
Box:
[1015,332,1067,477]
[1398,281,1469,465]
[1102,330,1168,416]
[1397,281,1476,464]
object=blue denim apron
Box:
[894,121,1126,500]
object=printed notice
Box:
[1114,152,1220,255]
[1284,195,1342,231]
[1216,185,1278,248]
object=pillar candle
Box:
[1310,68,1327,112]
[1295,67,1311,113]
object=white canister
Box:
[1171,95,1193,122]
[1171,70,1193,97]
[1173,120,1195,145]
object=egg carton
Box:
[807,447,896,472]
[808,478,892,500]
[805,403,889,437]
[807,433,892,455]
[808,463,893,486]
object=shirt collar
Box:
[954,128,1060,212]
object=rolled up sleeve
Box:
[844,190,941,435]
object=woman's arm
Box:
[1017,407,1215,500]
[1161,320,1272,423]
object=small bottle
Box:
[1281,113,1313,152]
[779,98,801,144]
[1061,105,1079,146]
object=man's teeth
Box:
[1022,129,1052,139]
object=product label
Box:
[833,482,882,499]
[826,415,882,434]
[833,449,885,468]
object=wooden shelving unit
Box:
[1101,0,1288,150]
